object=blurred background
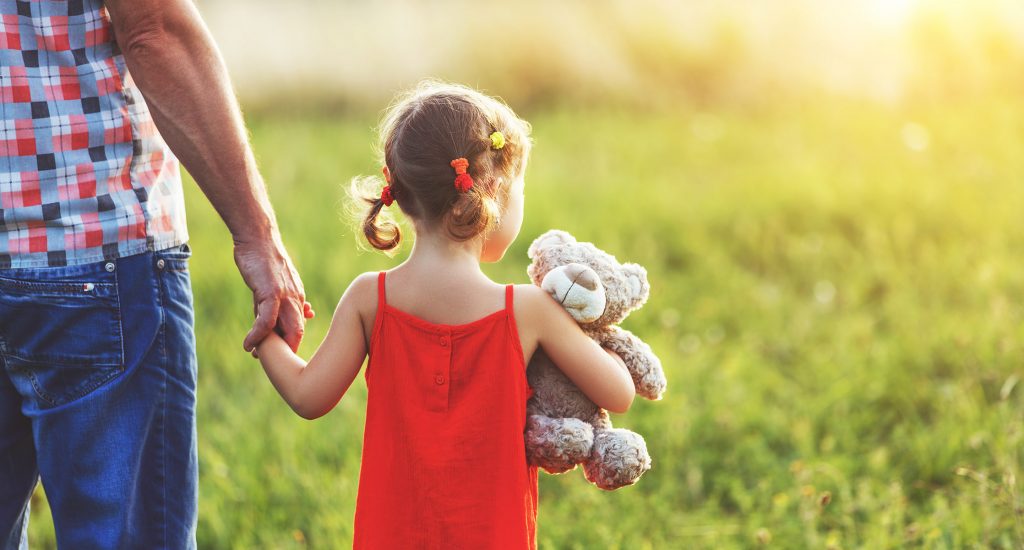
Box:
[206,0,1024,110]
[29,0,1024,548]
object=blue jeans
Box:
[0,245,197,549]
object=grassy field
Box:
[27,96,1024,548]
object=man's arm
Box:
[103,0,308,352]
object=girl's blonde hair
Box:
[351,80,531,252]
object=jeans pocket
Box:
[0,275,125,410]
[156,242,192,272]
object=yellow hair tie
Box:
[489,131,505,150]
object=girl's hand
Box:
[250,303,312,358]
[255,274,376,419]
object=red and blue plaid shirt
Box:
[0,0,187,268]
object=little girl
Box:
[256,81,635,549]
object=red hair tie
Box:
[450,158,473,192]
[380,185,394,206]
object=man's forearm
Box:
[106,0,276,245]
[104,0,309,352]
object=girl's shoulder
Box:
[510,283,586,361]
[510,283,563,330]
[343,272,385,340]
[347,271,382,295]
[342,271,384,315]
[511,283,549,306]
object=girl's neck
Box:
[403,225,485,278]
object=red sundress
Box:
[352,272,539,549]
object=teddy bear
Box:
[524,229,667,490]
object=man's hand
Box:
[235,236,308,353]
[103,0,316,352]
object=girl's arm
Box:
[256,274,375,419]
[519,285,636,413]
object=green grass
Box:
[27,97,1024,548]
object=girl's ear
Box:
[382,165,392,184]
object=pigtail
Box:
[349,175,401,252]
[363,197,401,251]
[443,139,500,241]
[445,186,498,242]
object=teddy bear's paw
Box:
[604,327,667,400]
[632,350,667,401]
[525,415,594,474]
[583,429,652,490]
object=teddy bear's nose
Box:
[564,264,600,291]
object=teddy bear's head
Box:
[527,230,649,328]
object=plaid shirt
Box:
[0,0,187,268]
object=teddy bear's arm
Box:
[599,326,667,400]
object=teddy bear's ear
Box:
[528,230,577,260]
[622,263,650,308]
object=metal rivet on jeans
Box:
[156,259,166,270]
[104,262,115,272]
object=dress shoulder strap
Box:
[377,271,387,306]
[370,271,388,342]
[505,284,514,311]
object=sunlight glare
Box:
[869,0,918,26]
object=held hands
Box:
[234,234,314,353]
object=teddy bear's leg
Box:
[601,326,667,401]
[582,428,652,490]
[525,415,594,474]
